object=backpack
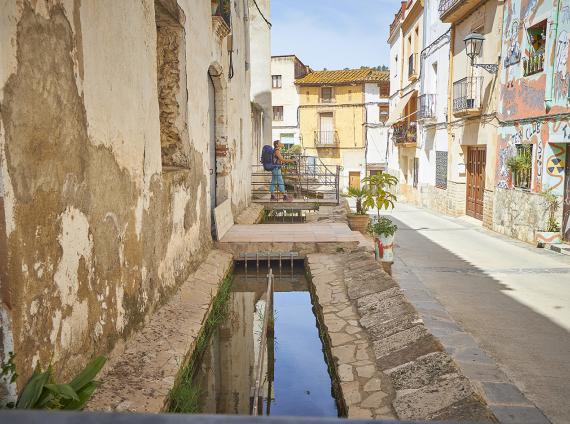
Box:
[261,145,280,171]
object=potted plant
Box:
[342,186,371,233]
[369,217,398,263]
[536,189,562,246]
[507,145,532,188]
[362,172,398,218]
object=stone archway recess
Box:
[208,63,231,207]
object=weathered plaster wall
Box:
[0,0,255,387]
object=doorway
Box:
[466,146,486,220]
[349,172,361,190]
[208,74,217,235]
[562,144,570,242]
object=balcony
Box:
[438,0,485,23]
[392,121,417,145]
[452,77,482,116]
[523,51,545,76]
[314,131,340,148]
[408,53,418,81]
[418,94,436,121]
[212,0,231,39]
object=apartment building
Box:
[387,0,423,197]
[296,69,390,191]
[271,55,310,147]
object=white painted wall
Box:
[417,0,451,186]
[249,0,272,150]
[271,56,302,146]
[364,82,389,171]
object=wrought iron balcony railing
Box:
[392,121,417,144]
[438,0,484,22]
[418,94,436,120]
[452,77,482,114]
[523,51,544,76]
[438,0,461,15]
[314,130,340,147]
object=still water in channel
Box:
[195,262,338,416]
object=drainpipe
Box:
[446,25,455,185]
[545,0,562,112]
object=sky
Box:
[270,0,395,71]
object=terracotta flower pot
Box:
[347,214,370,233]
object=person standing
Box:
[270,140,296,201]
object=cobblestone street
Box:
[388,203,570,424]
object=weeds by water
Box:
[166,273,233,413]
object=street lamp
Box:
[463,33,498,73]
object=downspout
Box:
[545,0,562,111]
[447,25,455,188]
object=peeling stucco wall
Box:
[0,0,257,388]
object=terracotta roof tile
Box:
[295,68,389,85]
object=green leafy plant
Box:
[342,186,371,215]
[167,274,233,413]
[362,173,399,217]
[369,216,398,237]
[506,146,532,173]
[541,189,561,232]
[286,144,303,155]
[1,355,106,410]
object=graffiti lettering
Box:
[524,121,542,140]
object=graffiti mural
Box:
[554,30,569,102]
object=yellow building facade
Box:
[296,69,390,191]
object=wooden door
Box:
[466,146,486,220]
[349,172,361,190]
[562,144,570,242]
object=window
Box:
[306,91,310,102]
[379,82,389,97]
[273,106,283,121]
[348,90,352,101]
[435,151,448,189]
[379,104,389,123]
[320,86,334,103]
[510,144,533,190]
[272,75,282,88]
[524,21,546,76]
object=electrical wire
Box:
[251,0,272,28]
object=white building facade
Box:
[270,55,309,147]
[364,82,390,176]
[413,0,451,211]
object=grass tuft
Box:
[166,273,233,413]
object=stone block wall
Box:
[492,187,563,244]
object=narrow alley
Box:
[388,203,570,424]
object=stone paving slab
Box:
[307,251,496,422]
[87,250,233,412]
[394,257,551,424]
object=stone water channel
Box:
[189,261,343,417]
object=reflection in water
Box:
[195,263,338,416]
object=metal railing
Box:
[438,0,461,15]
[251,154,340,205]
[418,94,436,120]
[408,53,418,79]
[452,76,482,113]
[523,51,545,76]
[392,121,417,144]
[314,130,340,147]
